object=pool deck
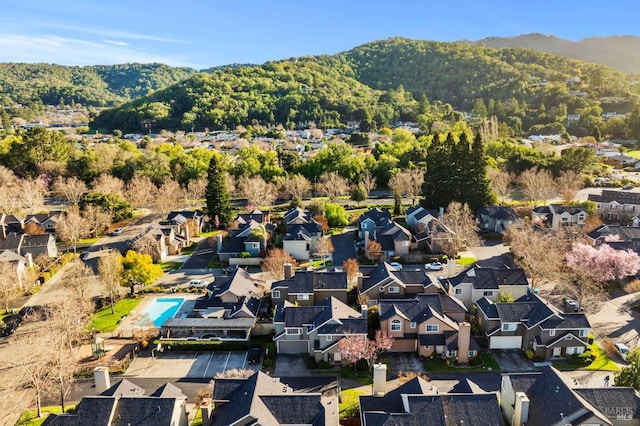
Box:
[113,292,205,336]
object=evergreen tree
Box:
[422,132,453,209]
[466,132,497,210]
[205,154,232,228]
[591,125,602,142]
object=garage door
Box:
[277,340,309,354]
[489,336,522,350]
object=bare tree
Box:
[55,210,90,253]
[504,219,566,289]
[262,248,295,280]
[185,177,207,206]
[98,251,123,314]
[435,202,482,257]
[82,205,111,237]
[0,167,19,213]
[125,175,157,209]
[317,172,349,202]
[389,169,424,205]
[155,179,183,215]
[238,176,277,207]
[343,258,359,288]
[488,168,512,202]
[131,234,161,262]
[314,236,334,265]
[0,261,21,312]
[62,262,93,304]
[366,240,382,261]
[52,176,87,206]
[361,171,377,197]
[18,177,46,213]
[281,174,311,199]
[91,174,124,196]
[518,168,557,203]
[23,221,45,235]
[226,174,237,196]
[10,332,53,419]
[556,171,583,204]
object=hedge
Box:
[153,339,254,352]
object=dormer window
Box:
[390,319,401,332]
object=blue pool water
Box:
[137,297,184,327]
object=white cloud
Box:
[35,21,184,44]
[0,34,193,67]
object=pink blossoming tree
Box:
[338,330,394,373]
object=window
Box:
[469,350,476,358]
[410,322,416,329]
[501,323,516,332]
[579,329,588,338]
[425,324,439,333]
[402,240,410,247]
[286,328,302,335]
[483,291,493,297]
[454,288,463,295]
[298,293,309,301]
[388,286,400,294]
[326,335,332,341]
[271,290,280,299]
[549,329,555,337]
[390,319,401,332]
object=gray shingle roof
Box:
[100,379,145,397]
[379,294,467,323]
[539,312,591,330]
[575,387,640,420]
[589,189,640,205]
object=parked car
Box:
[189,280,207,289]
[425,262,444,271]
[109,228,124,236]
[80,252,90,261]
[247,347,262,364]
[223,264,239,274]
[623,185,634,190]
[614,342,631,361]
[389,262,403,270]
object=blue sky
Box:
[2,0,639,69]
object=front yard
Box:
[553,340,619,372]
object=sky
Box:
[1,0,640,70]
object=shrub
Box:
[601,338,618,358]
[41,272,51,282]
[525,349,535,360]
[154,339,251,351]
[625,279,640,294]
[262,358,274,368]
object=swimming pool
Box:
[137,297,184,327]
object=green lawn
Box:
[17,405,76,425]
[88,298,143,332]
[191,408,203,426]
[583,341,620,371]
[160,261,183,271]
[339,388,367,420]
[182,244,197,255]
[456,257,477,266]
[198,230,223,239]
[78,237,100,244]
[626,150,640,159]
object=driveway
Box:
[331,230,357,266]
[588,292,640,349]
[274,354,311,376]
[385,353,426,380]
[492,349,535,372]
[182,237,218,269]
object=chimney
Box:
[364,231,370,255]
[0,224,5,240]
[513,391,530,426]
[439,206,444,217]
[93,366,111,394]
[24,252,33,268]
[361,304,368,317]
[373,363,387,396]
[284,263,294,280]
[457,322,471,364]
[200,398,212,426]
[216,233,223,253]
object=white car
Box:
[189,280,207,289]
[389,262,403,270]
[425,262,444,271]
[614,342,631,361]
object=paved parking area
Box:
[386,353,426,379]
[492,349,535,372]
[124,351,259,379]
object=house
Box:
[477,206,517,234]
[405,206,439,233]
[43,378,188,426]
[283,207,314,225]
[270,264,348,306]
[282,221,324,261]
[359,262,442,303]
[24,211,65,233]
[375,221,412,258]
[589,190,640,222]
[273,296,367,362]
[166,209,205,236]
[217,213,274,263]
[0,214,23,236]
[358,207,392,239]
[132,223,188,261]
[209,371,339,425]
[441,266,530,309]
[587,224,640,255]
[476,293,591,357]
[378,293,478,360]
[359,376,503,426]
[161,269,265,341]
[22,234,58,258]
[532,204,587,230]
[501,366,640,426]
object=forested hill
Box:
[0,63,195,108]
[464,33,640,74]
[92,37,635,133]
